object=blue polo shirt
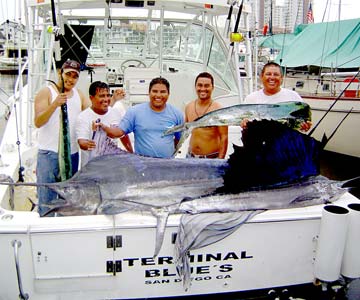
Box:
[119,103,184,158]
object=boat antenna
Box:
[308,69,360,137]
[269,0,273,35]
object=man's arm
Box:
[120,135,133,153]
[34,87,65,128]
[110,88,126,107]
[218,126,228,159]
[79,89,91,110]
[75,112,96,151]
[96,122,126,139]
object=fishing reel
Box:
[46,25,61,36]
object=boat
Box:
[0,42,28,73]
[0,21,28,74]
[270,18,360,158]
[0,1,359,299]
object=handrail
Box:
[11,240,29,300]
[14,59,29,98]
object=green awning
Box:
[258,33,296,50]
[274,18,360,69]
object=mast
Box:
[269,0,273,35]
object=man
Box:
[98,77,184,158]
[184,72,228,158]
[34,60,90,216]
[76,81,133,167]
[244,61,311,131]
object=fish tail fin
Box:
[341,176,360,189]
[151,207,170,258]
[321,133,329,148]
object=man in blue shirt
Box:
[98,77,184,158]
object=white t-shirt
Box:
[38,85,82,154]
[76,104,126,166]
[244,88,303,104]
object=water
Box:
[0,73,27,114]
[0,73,24,94]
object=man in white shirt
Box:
[76,81,133,166]
[244,61,311,132]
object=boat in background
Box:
[0,1,359,299]
[273,18,360,158]
[0,20,28,74]
[283,70,360,158]
[0,41,28,74]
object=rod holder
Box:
[314,205,349,282]
[341,203,360,279]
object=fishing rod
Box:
[50,0,62,61]
[223,1,235,37]
[231,0,244,47]
[308,68,360,137]
[320,107,353,148]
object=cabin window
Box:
[296,81,304,88]
[8,49,28,58]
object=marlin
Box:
[0,121,353,258]
[163,101,311,154]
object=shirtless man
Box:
[185,72,228,159]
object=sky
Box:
[312,0,360,23]
[0,0,359,24]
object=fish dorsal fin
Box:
[222,120,321,193]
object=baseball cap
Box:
[61,60,81,75]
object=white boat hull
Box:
[0,193,359,299]
[283,74,360,157]
[303,96,360,158]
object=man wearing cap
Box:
[34,59,90,216]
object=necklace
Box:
[194,100,212,117]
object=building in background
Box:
[253,0,311,34]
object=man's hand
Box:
[54,93,68,107]
[300,121,312,132]
[240,118,249,129]
[78,139,96,151]
[111,88,126,105]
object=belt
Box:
[189,152,219,159]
